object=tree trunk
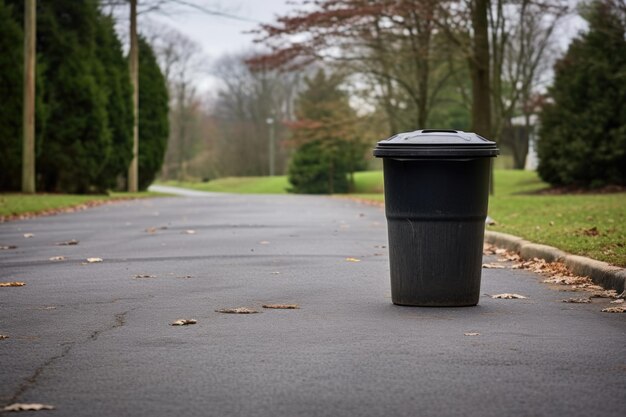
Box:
[470,0,492,138]
[127,0,139,192]
[22,0,36,193]
[470,0,493,193]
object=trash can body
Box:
[374,130,498,307]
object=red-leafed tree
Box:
[248,0,453,134]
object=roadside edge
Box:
[485,230,626,293]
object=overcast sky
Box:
[142,0,294,93]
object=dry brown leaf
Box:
[345,257,361,262]
[263,304,300,309]
[491,293,527,299]
[601,306,626,313]
[561,298,591,303]
[610,299,624,304]
[56,239,79,246]
[23,233,34,238]
[3,403,55,412]
[216,307,259,314]
[85,257,103,263]
[0,334,8,340]
[182,230,196,235]
[49,256,66,262]
[482,263,506,269]
[590,290,618,298]
[543,276,591,285]
[171,319,197,326]
[259,240,270,245]
[464,332,480,336]
[145,226,167,233]
[0,245,17,250]
[133,274,156,279]
[483,244,497,255]
[0,282,26,287]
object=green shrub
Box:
[288,140,349,194]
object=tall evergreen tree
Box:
[537,0,626,186]
[97,13,134,191]
[288,70,365,194]
[138,36,169,190]
[35,0,113,193]
[0,0,25,190]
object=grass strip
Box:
[0,192,165,221]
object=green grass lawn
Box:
[0,192,163,219]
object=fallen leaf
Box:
[482,244,497,255]
[582,227,600,237]
[464,332,480,336]
[263,304,300,309]
[49,256,66,261]
[182,230,196,235]
[171,319,197,326]
[561,298,591,303]
[601,306,626,313]
[86,257,103,263]
[495,248,507,255]
[610,299,624,304]
[3,403,55,412]
[590,290,618,298]
[0,245,17,250]
[0,334,8,340]
[543,276,591,285]
[259,240,270,245]
[145,226,167,233]
[216,307,259,314]
[0,282,26,287]
[491,293,527,299]
[133,274,156,279]
[56,239,79,246]
[345,257,361,262]
[482,263,506,269]
[23,233,34,238]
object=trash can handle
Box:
[421,129,459,134]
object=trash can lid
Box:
[373,129,499,158]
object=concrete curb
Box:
[484,231,626,293]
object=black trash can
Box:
[373,129,499,307]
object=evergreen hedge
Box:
[538,0,626,187]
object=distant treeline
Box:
[0,0,168,193]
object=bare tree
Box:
[490,0,569,168]
[145,25,206,180]
[211,52,304,177]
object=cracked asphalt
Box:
[1,193,625,417]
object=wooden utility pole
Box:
[128,0,139,192]
[22,0,36,193]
